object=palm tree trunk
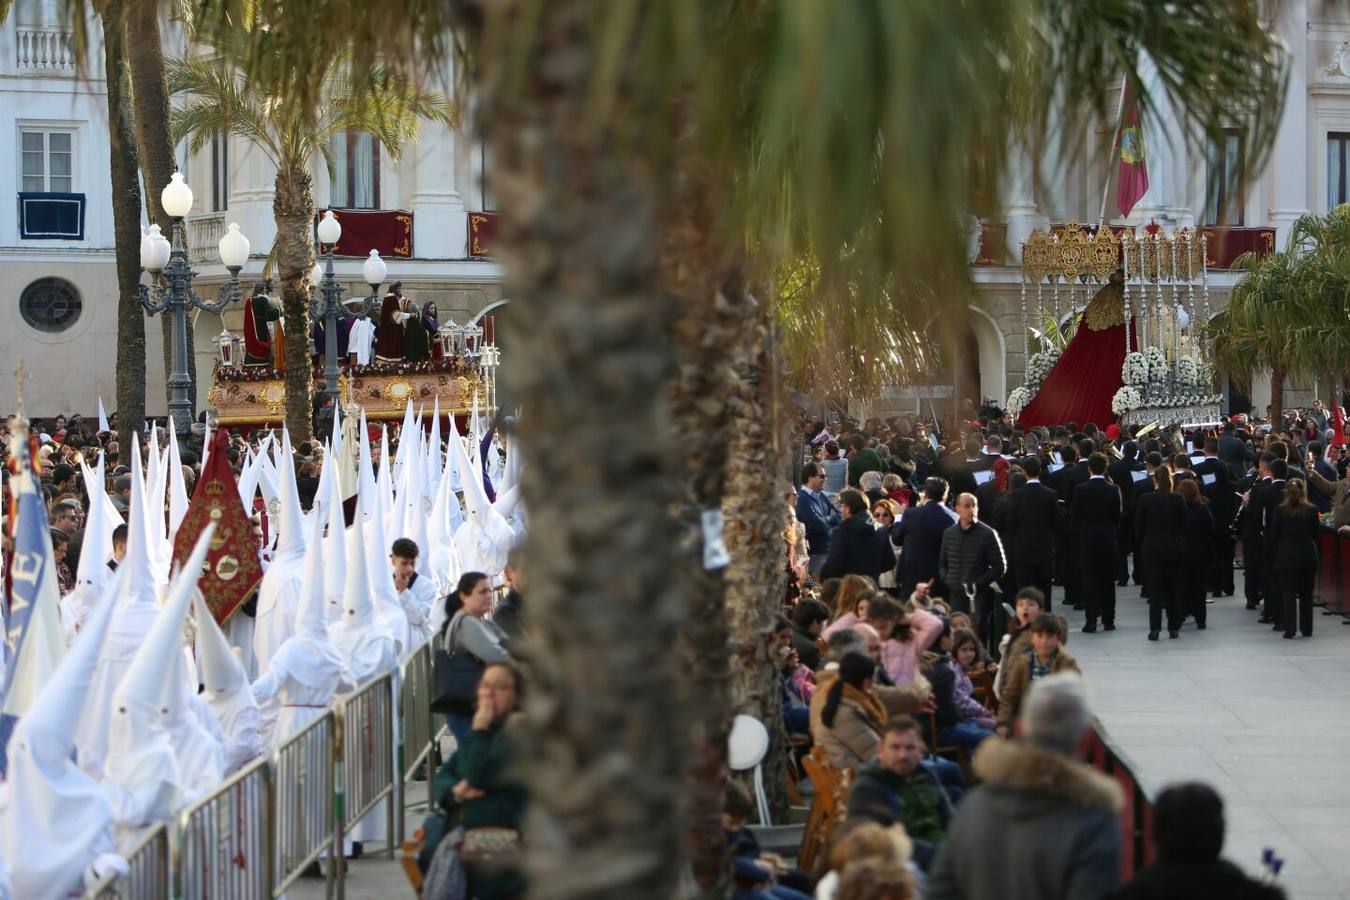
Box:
[661,168,756,895]
[127,0,196,418]
[479,3,685,896]
[722,304,794,822]
[102,0,145,455]
[273,168,315,443]
[1271,363,1286,423]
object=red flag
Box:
[172,429,264,625]
[1116,84,1149,217]
[1334,403,1345,448]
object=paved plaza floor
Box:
[1064,577,1350,898]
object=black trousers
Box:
[1115,530,1132,585]
[1263,543,1282,626]
[1014,561,1054,611]
[1081,547,1117,627]
[1145,556,1184,633]
[1281,569,1315,637]
[1182,559,1209,627]
[1243,538,1264,607]
[950,587,994,645]
[1212,534,1236,594]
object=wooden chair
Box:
[917,710,963,763]
[968,668,998,715]
[798,747,851,874]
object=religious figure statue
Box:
[243,280,281,367]
[375,281,411,363]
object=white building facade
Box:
[0,4,503,418]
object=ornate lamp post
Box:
[307,211,387,409]
[139,172,249,437]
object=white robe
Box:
[329,628,399,844]
[349,318,376,365]
[252,560,304,745]
[251,637,352,752]
[397,575,437,652]
[74,599,161,779]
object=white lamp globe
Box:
[145,224,171,272]
[362,249,387,287]
[161,171,193,218]
[316,210,342,245]
[218,222,250,269]
[310,262,324,285]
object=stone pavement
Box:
[1061,579,1350,898]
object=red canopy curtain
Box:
[1019,321,1136,429]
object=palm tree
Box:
[166,32,454,441]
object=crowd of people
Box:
[0,406,528,899]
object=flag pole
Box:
[1099,76,1131,227]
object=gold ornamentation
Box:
[1056,221,1091,281]
[384,379,415,403]
[1082,275,1126,331]
[216,556,240,581]
[260,381,286,413]
[1022,230,1055,283]
[1090,226,1120,280]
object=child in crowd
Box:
[922,619,994,756]
[996,613,1081,737]
[950,629,996,731]
[948,613,995,671]
[994,587,1045,698]
[822,575,876,638]
[390,538,436,648]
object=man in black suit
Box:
[1236,452,1272,612]
[941,435,989,500]
[1056,442,1092,610]
[1108,441,1142,585]
[1193,436,1237,597]
[1257,458,1289,629]
[893,477,958,595]
[1218,421,1255,480]
[1070,452,1122,632]
[1006,455,1059,610]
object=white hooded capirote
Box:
[363,472,413,657]
[61,456,124,644]
[101,526,216,830]
[251,511,352,751]
[0,565,124,900]
[396,427,436,649]
[74,441,164,779]
[328,493,398,684]
[167,426,191,539]
[321,451,348,624]
[451,409,512,576]
[252,428,307,683]
[194,593,262,775]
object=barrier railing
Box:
[1084,720,1154,881]
[1315,525,1350,618]
[399,638,438,845]
[338,672,397,864]
[273,711,338,898]
[176,756,272,899]
[83,822,170,899]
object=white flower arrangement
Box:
[1121,352,1148,386]
[1142,346,1168,383]
[1005,387,1033,421]
[1175,355,1198,388]
[1112,386,1144,416]
[1025,348,1062,388]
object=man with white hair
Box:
[925,673,1123,900]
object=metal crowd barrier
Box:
[398,638,438,846]
[83,821,170,899]
[338,672,397,865]
[176,756,272,899]
[1083,719,1155,881]
[272,711,338,898]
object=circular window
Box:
[20,278,81,333]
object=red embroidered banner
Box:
[319,208,413,258]
[1200,226,1275,269]
[468,211,497,257]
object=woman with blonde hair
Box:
[821,574,876,638]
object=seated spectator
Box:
[836,858,917,900]
[1107,782,1285,900]
[996,613,1081,737]
[822,574,876,639]
[846,716,953,871]
[724,783,812,900]
[994,586,1045,698]
[814,820,917,900]
[923,619,993,755]
[789,599,831,670]
[950,630,995,731]
[809,652,930,770]
[881,604,943,687]
[433,661,526,899]
[948,615,995,672]
[926,673,1122,900]
[775,618,814,738]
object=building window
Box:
[330,130,380,209]
[1329,133,1350,210]
[479,143,496,211]
[211,130,229,212]
[15,0,60,26]
[21,129,73,193]
[19,278,81,332]
[1204,129,1244,226]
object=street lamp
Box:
[309,210,347,409]
[139,171,248,437]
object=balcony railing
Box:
[187,211,226,264]
[16,26,74,72]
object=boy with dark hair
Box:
[724,783,811,899]
[390,538,436,648]
[996,613,1081,736]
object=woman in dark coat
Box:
[1134,466,1188,640]
[1268,477,1321,639]
[1177,479,1215,630]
